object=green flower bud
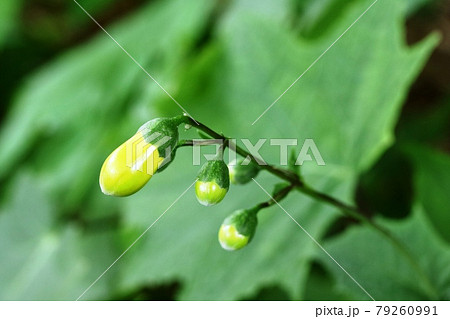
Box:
[195,160,229,206]
[228,159,260,185]
[218,209,258,251]
[137,117,180,172]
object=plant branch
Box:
[179,114,438,298]
[180,116,301,183]
[176,139,221,148]
[254,183,295,211]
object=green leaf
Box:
[0,0,439,301]
[406,145,450,243]
[0,0,214,211]
[0,0,23,47]
[116,0,438,300]
[0,173,119,300]
[302,263,354,301]
[118,166,341,300]
[398,98,450,146]
[320,206,450,300]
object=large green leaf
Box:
[0,0,214,211]
[406,145,450,243]
[0,0,215,300]
[320,205,450,300]
[112,0,438,300]
[0,173,119,300]
[0,0,439,300]
[319,147,450,301]
[175,0,439,174]
[114,167,343,300]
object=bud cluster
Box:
[99,116,269,251]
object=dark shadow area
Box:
[113,281,181,301]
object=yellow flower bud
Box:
[99,131,164,197]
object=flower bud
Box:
[218,209,258,251]
[137,117,180,171]
[99,117,180,197]
[195,160,229,206]
[228,159,260,185]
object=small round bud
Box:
[228,159,260,185]
[218,209,258,251]
[99,117,180,197]
[195,160,229,206]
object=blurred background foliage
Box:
[0,0,449,300]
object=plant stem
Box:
[181,115,438,298]
[181,116,301,183]
[299,185,438,298]
[177,139,219,148]
[254,184,295,211]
